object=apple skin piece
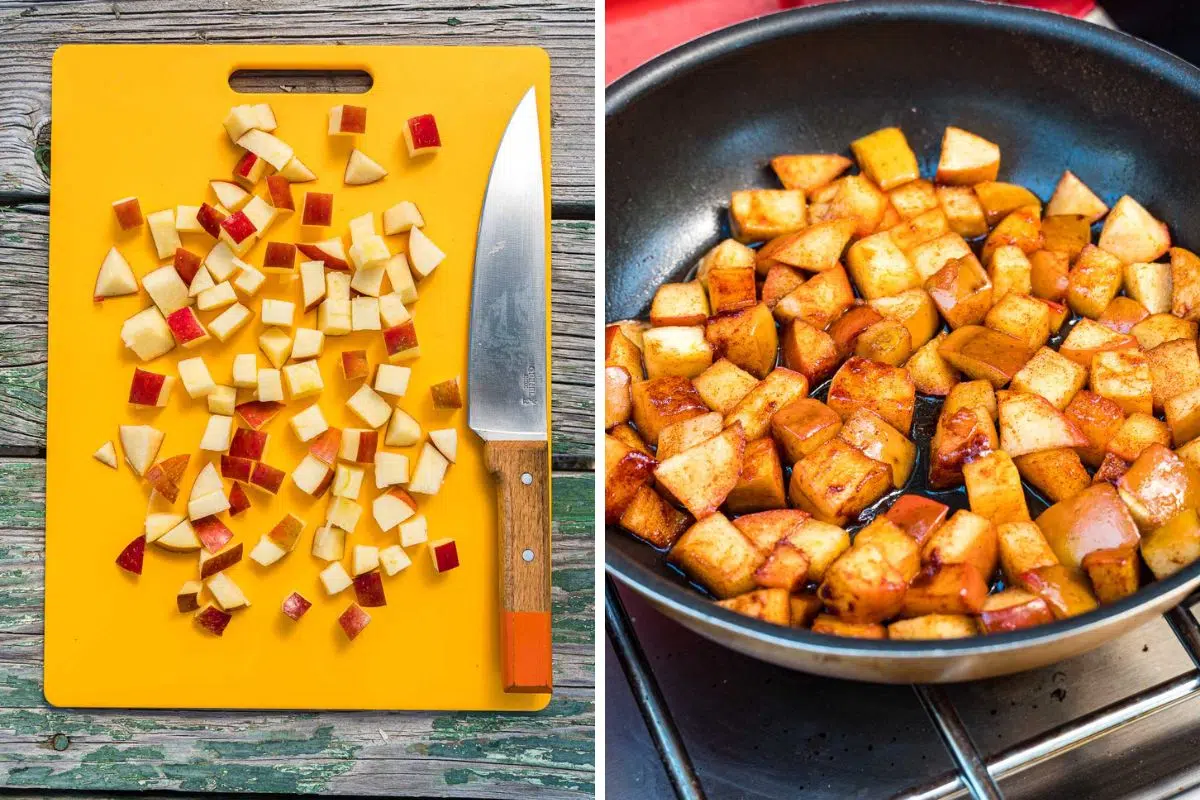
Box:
[195,605,232,636]
[329,104,367,135]
[296,239,349,270]
[144,453,189,503]
[309,428,342,467]
[176,581,202,612]
[341,350,369,381]
[338,603,371,640]
[229,428,268,461]
[430,538,459,573]
[220,455,254,482]
[265,175,295,212]
[235,400,285,431]
[93,441,118,469]
[128,368,174,407]
[268,513,305,552]
[281,592,312,620]
[262,242,296,272]
[194,515,234,554]
[118,425,165,477]
[166,307,209,349]
[339,429,378,464]
[173,248,203,285]
[404,114,441,156]
[344,149,388,185]
[195,203,227,238]
[220,211,257,244]
[111,196,144,230]
[94,247,139,301]
[228,482,252,516]
[233,151,266,187]
[353,572,387,607]
[115,535,145,574]
[199,542,243,579]
[373,486,418,531]
[383,320,420,363]
[430,377,463,409]
[249,463,286,495]
[302,192,334,227]
[236,129,294,170]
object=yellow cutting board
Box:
[45,45,551,710]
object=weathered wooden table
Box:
[0,1,595,796]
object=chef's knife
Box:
[468,87,552,694]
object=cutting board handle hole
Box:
[229,69,372,94]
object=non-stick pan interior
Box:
[606,0,1200,656]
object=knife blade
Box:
[468,87,552,694]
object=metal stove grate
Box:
[606,578,1200,800]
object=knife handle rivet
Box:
[522,548,535,562]
[521,472,533,485]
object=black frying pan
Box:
[605,0,1200,682]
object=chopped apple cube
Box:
[374,451,409,488]
[231,354,258,388]
[383,321,420,362]
[257,368,283,402]
[429,538,459,573]
[318,299,352,335]
[341,350,369,381]
[129,368,175,406]
[188,264,215,297]
[157,518,202,551]
[94,247,137,300]
[278,156,317,182]
[228,428,267,461]
[326,496,363,533]
[300,260,326,310]
[404,114,441,156]
[249,536,288,567]
[297,238,348,269]
[291,453,333,496]
[290,404,329,443]
[165,307,209,348]
[145,454,188,502]
[329,104,367,135]
[196,280,237,311]
[207,385,237,415]
[399,515,428,547]
[312,524,346,561]
[338,603,371,640]
[204,240,241,281]
[346,385,392,428]
[236,129,294,170]
[309,428,341,466]
[302,192,334,227]
[142,265,191,315]
[320,561,353,595]
[145,512,183,543]
[220,455,254,482]
[195,203,227,238]
[352,544,379,576]
[257,329,292,368]
[176,581,202,612]
[379,545,412,576]
[386,254,418,304]
[195,605,232,636]
[233,263,266,296]
[339,428,378,463]
[249,462,285,494]
[430,377,463,408]
[385,407,421,447]
[281,592,312,620]
[111,196,143,230]
[190,461,224,500]
[260,298,295,328]
[350,296,381,331]
[232,151,267,187]
[429,428,457,463]
[173,248,203,285]
[407,227,445,278]
[283,360,324,399]
[374,364,411,397]
[333,464,365,499]
[223,104,264,141]
[207,571,249,610]
[199,414,234,452]
[121,307,175,361]
[208,302,252,342]
[199,541,243,578]
[242,195,277,236]
[372,486,417,531]
[115,535,145,574]
[349,265,386,297]
[378,293,410,327]
[348,235,390,272]
[291,328,324,362]
[383,201,424,234]
[267,512,305,552]
[266,175,294,212]
[344,148,388,185]
[147,209,181,259]
[188,491,230,520]
[177,357,215,398]
[408,443,449,495]
[175,205,203,234]
[327,271,352,301]
[211,180,250,212]
[93,440,117,468]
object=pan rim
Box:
[604,0,1200,659]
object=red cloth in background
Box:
[606,0,1097,83]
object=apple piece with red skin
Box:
[341,350,369,381]
[173,248,203,285]
[195,203,227,238]
[177,581,201,612]
[330,104,367,135]
[220,455,254,482]
[115,535,145,574]
[228,483,252,516]
[404,114,441,156]
[338,603,371,640]
[353,571,387,607]
[193,516,235,554]
[295,239,349,270]
[144,454,189,503]
[112,196,144,230]
[309,428,342,467]
[236,400,285,431]
[166,307,210,349]
[430,538,459,573]
[200,542,243,578]
[268,512,305,552]
[263,242,296,271]
[229,428,268,461]
[384,322,419,361]
[195,605,232,636]
[128,368,174,407]
[430,377,463,409]
[302,192,334,227]
[220,211,257,244]
[266,175,294,212]
[340,429,378,464]
[250,462,286,494]
[282,592,312,620]
[233,151,266,187]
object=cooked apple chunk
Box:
[846,231,921,300]
[1019,565,1099,620]
[936,185,988,238]
[724,437,787,513]
[907,333,961,396]
[770,153,852,192]
[654,425,745,518]
[668,513,763,598]
[1064,390,1126,466]
[937,326,1031,388]
[926,254,993,330]
[1107,412,1171,462]
[907,231,973,282]
[756,219,855,274]
[901,564,989,617]
[691,359,758,415]
[807,175,887,237]
[1081,547,1140,604]
[1090,350,1152,416]
[987,245,1033,301]
[818,543,907,623]
[706,268,757,314]
[773,265,855,329]
[1166,386,1200,446]
[656,412,722,462]
[770,398,844,465]
[1131,313,1196,351]
[854,517,920,582]
[716,588,792,625]
[1116,444,1200,531]
[851,127,919,190]
[1141,508,1200,580]
[642,326,712,379]
[1008,346,1087,411]
[605,436,656,524]
[1012,448,1090,503]
[928,406,995,490]
[1147,338,1200,411]
[753,540,810,592]
[1170,246,1200,320]
[837,408,915,488]
[1098,195,1170,264]
[827,357,915,434]
[885,494,950,547]
[1035,482,1140,570]
[922,510,998,582]
[788,439,890,526]
[976,181,1043,225]
[935,126,999,185]
[649,282,709,327]
[630,376,708,445]
[724,367,809,440]
[729,189,806,242]
[997,390,1087,458]
[888,207,948,252]
[704,303,778,379]
[982,206,1042,265]
[1046,170,1108,222]
[978,588,1056,634]
[1060,318,1138,368]
[963,451,1029,526]
[1098,297,1150,334]
[619,486,691,550]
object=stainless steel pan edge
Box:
[605,0,1200,683]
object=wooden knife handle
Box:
[484,439,552,694]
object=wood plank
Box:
[0,460,595,797]
[0,0,594,211]
[0,208,594,463]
